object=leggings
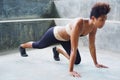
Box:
[32,27,81,64]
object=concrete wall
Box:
[54,0,120,21]
[96,22,120,52]
[0,20,55,51]
[0,0,58,52]
[0,0,59,20]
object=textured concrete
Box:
[0,20,55,51]
[0,45,120,80]
[0,0,58,51]
[96,22,120,52]
[54,0,120,20]
[0,0,58,20]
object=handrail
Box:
[0,18,120,24]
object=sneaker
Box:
[52,47,60,61]
[19,46,28,57]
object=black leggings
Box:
[32,27,81,64]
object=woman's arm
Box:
[89,28,108,68]
[89,28,98,65]
[69,19,83,77]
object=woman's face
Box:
[94,15,107,29]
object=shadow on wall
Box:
[0,0,60,20]
[0,0,60,52]
[0,20,56,52]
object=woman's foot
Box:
[19,46,28,57]
[52,47,60,61]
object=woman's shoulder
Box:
[74,17,83,21]
[73,17,84,25]
[65,17,88,26]
[75,17,90,22]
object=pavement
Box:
[0,45,120,80]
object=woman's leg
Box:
[52,46,70,61]
[20,41,33,48]
[60,41,81,64]
[19,27,60,57]
[19,41,34,57]
[56,47,70,60]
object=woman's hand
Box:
[69,71,81,77]
[95,63,108,68]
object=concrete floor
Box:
[0,46,120,80]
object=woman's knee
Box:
[74,50,81,64]
[20,41,33,48]
[75,58,81,65]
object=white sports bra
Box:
[65,23,72,35]
[53,19,84,41]
[53,24,73,41]
[53,26,68,41]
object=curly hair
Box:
[90,2,111,19]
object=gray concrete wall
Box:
[0,20,55,51]
[0,0,58,52]
[96,22,120,52]
[54,0,120,21]
[0,0,59,20]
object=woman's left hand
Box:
[95,63,108,68]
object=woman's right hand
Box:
[69,71,81,77]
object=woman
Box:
[19,2,110,77]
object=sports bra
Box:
[53,26,68,41]
[65,20,85,37]
[65,23,71,35]
[53,20,85,41]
